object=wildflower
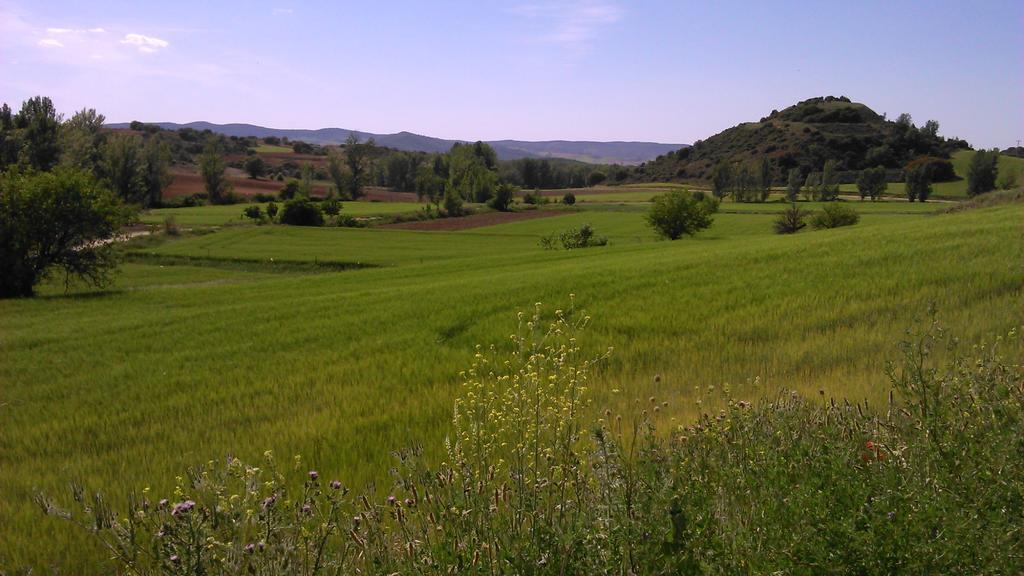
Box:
[308,470,319,482]
[170,500,195,517]
[244,543,256,553]
[387,495,397,506]
[262,495,276,510]
[302,504,312,515]
[169,555,180,564]
[157,498,169,510]
[865,441,875,450]
[330,480,342,490]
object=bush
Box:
[540,223,608,250]
[242,205,263,221]
[810,204,860,229]
[522,190,547,205]
[773,203,808,234]
[0,168,133,298]
[163,215,180,236]
[252,193,277,203]
[904,156,956,182]
[904,164,933,202]
[645,189,714,240]
[967,150,999,197]
[489,182,516,212]
[41,309,1023,574]
[562,192,576,205]
[334,214,363,228]
[997,167,1018,190]
[279,198,323,226]
[279,180,301,200]
[266,201,279,220]
[322,199,342,216]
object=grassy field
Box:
[251,143,294,154]
[139,201,427,227]
[1,197,1021,571]
[838,149,1024,199]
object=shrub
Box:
[489,182,516,212]
[645,189,714,240]
[322,199,342,216]
[541,224,608,249]
[904,164,932,202]
[997,167,1018,190]
[522,190,546,205]
[856,166,888,201]
[0,168,133,298]
[335,214,363,228]
[252,193,277,203]
[279,198,323,226]
[773,203,808,234]
[562,192,576,205]
[163,215,180,236]
[266,201,279,220]
[442,187,464,216]
[279,180,301,200]
[967,149,999,197]
[242,205,263,221]
[810,204,860,229]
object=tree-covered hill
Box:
[633,96,970,183]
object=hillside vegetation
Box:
[634,96,969,182]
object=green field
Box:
[838,149,1024,199]
[250,143,294,154]
[1,198,1021,571]
[139,201,427,227]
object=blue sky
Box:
[1,1,1021,147]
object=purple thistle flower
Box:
[387,495,397,506]
[262,495,276,510]
[169,555,180,564]
[330,480,342,490]
[302,503,312,515]
[157,499,169,510]
[170,500,195,517]
[308,470,319,481]
[244,543,256,553]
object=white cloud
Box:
[37,37,63,48]
[272,8,294,15]
[88,27,106,33]
[46,27,72,34]
[511,1,623,55]
[121,33,169,53]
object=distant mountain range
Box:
[105,121,685,165]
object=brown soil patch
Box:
[383,210,569,231]
[163,168,420,202]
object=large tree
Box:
[757,156,772,202]
[100,134,147,204]
[820,159,840,201]
[0,168,132,298]
[785,168,802,202]
[343,134,375,199]
[199,139,233,203]
[856,166,887,201]
[646,190,715,240]
[13,96,62,171]
[59,108,106,172]
[966,149,999,197]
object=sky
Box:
[1,1,1021,148]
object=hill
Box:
[632,96,970,182]
[104,121,684,165]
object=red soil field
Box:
[383,210,569,231]
[162,168,421,202]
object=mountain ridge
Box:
[104,121,685,165]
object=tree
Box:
[142,137,171,207]
[414,165,445,208]
[732,163,756,202]
[757,156,772,202]
[0,168,132,297]
[804,172,821,201]
[446,142,498,203]
[587,171,606,187]
[327,148,346,197]
[922,119,940,138]
[820,159,840,201]
[0,103,17,168]
[298,163,315,198]
[13,96,62,171]
[904,164,932,202]
[343,134,375,199]
[711,161,732,199]
[773,204,808,234]
[199,139,233,203]
[645,190,714,240]
[279,198,324,226]
[856,166,887,201]
[966,150,999,197]
[786,168,802,202]
[59,108,106,172]
[100,134,147,204]
[562,192,576,205]
[490,182,516,212]
[443,185,464,216]
[244,156,267,179]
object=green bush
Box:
[322,199,342,216]
[0,168,133,298]
[562,192,576,205]
[810,204,859,229]
[489,182,516,212]
[266,201,279,220]
[279,198,323,226]
[540,223,608,250]
[41,308,1022,574]
[773,203,808,234]
[645,190,715,240]
[242,205,263,220]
